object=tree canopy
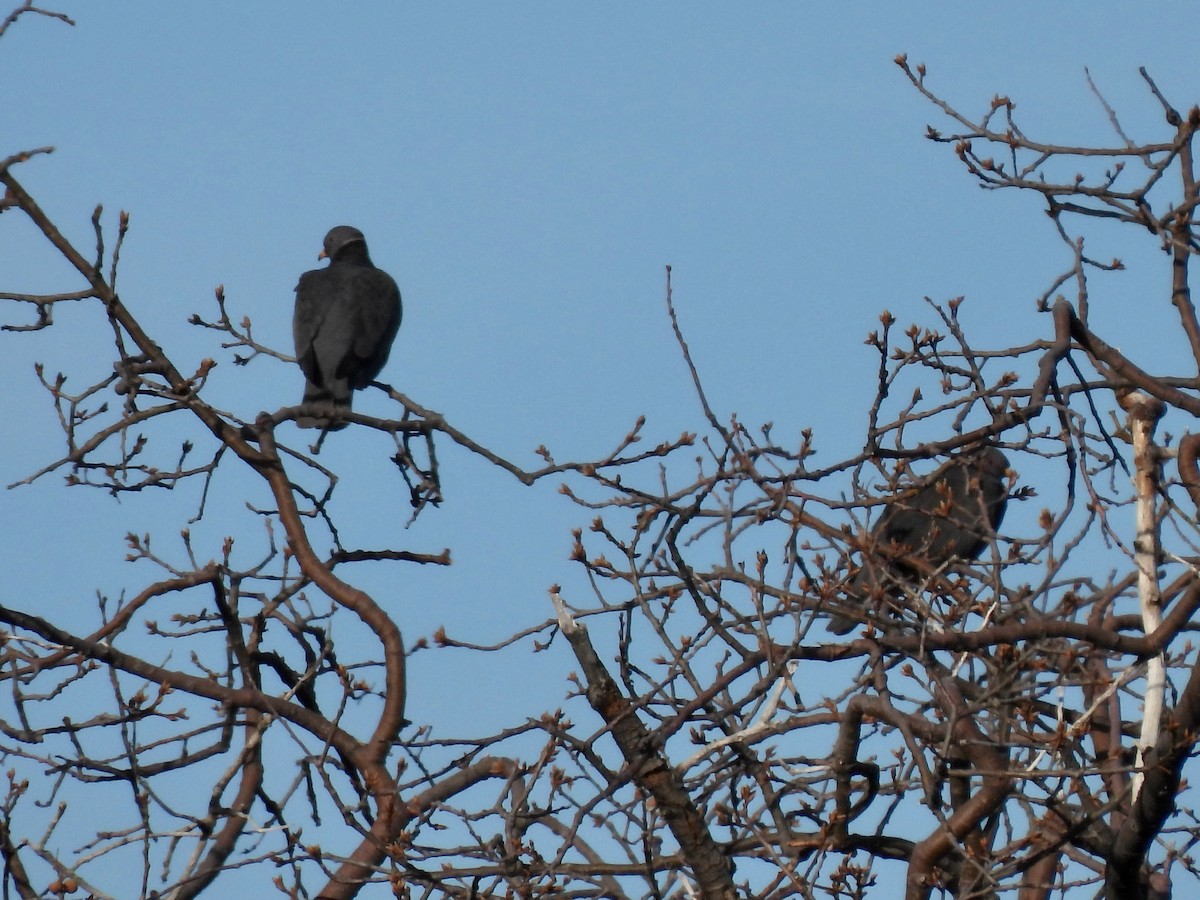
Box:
[3,7,1200,900]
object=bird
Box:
[292,225,402,430]
[828,446,1011,635]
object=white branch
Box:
[1120,390,1165,801]
[675,661,799,772]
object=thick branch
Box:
[551,592,737,900]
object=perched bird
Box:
[293,225,402,430]
[828,446,1011,635]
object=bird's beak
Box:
[318,249,328,261]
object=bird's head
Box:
[319,225,367,261]
[971,445,1017,492]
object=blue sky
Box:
[7,5,1195,460]
[3,2,1200,893]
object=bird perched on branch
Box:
[293,225,402,430]
[828,445,1012,635]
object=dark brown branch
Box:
[0,171,268,467]
[255,420,407,897]
[0,817,38,900]
[1105,643,1200,898]
[906,666,1011,900]
[551,591,738,900]
[0,2,72,38]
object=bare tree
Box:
[5,7,1200,899]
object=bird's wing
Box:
[293,269,334,384]
[342,268,402,387]
[871,460,969,556]
[910,459,1008,561]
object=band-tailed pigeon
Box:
[828,446,1011,635]
[293,225,402,430]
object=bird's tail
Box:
[827,564,884,635]
[297,382,352,430]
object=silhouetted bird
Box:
[828,446,1011,634]
[293,226,402,430]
